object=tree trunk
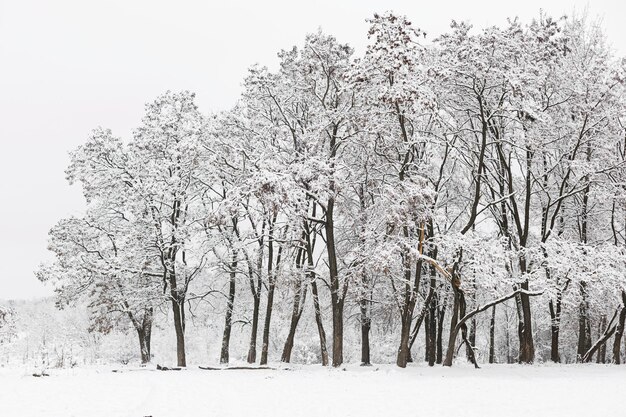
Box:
[325,198,345,367]
[436,302,445,364]
[612,291,626,364]
[427,297,437,366]
[424,309,431,363]
[397,313,412,367]
[396,257,421,368]
[466,317,476,362]
[489,305,496,364]
[171,298,186,367]
[549,297,561,363]
[305,219,328,366]
[247,293,260,363]
[582,308,619,363]
[597,314,607,363]
[360,295,371,366]
[260,288,275,365]
[311,278,329,366]
[517,280,535,364]
[260,220,280,366]
[281,264,307,363]
[443,287,461,367]
[576,281,592,362]
[220,254,237,364]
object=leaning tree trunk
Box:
[582,308,619,363]
[281,258,307,363]
[612,291,626,364]
[220,253,237,364]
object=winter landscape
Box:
[2,1,626,416]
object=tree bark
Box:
[436,301,445,364]
[597,314,607,364]
[281,250,307,363]
[582,308,619,363]
[247,292,260,363]
[612,291,626,364]
[260,219,282,366]
[444,288,543,367]
[360,295,371,366]
[220,252,237,364]
[427,297,437,366]
[576,281,592,362]
[325,198,345,367]
[305,218,328,366]
[133,308,153,364]
[489,305,496,364]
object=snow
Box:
[1,364,624,417]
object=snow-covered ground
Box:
[0,363,624,417]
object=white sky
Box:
[0,0,624,299]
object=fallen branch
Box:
[156,364,182,371]
[198,366,275,371]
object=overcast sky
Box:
[0,0,624,299]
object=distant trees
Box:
[38,11,626,367]
[0,305,16,345]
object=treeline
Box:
[37,12,626,368]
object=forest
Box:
[6,12,626,371]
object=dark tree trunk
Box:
[132,308,153,364]
[171,293,186,367]
[311,277,329,366]
[436,301,445,364]
[443,286,461,367]
[517,280,535,364]
[137,328,151,364]
[549,293,564,363]
[489,305,496,364]
[397,313,412,367]
[612,291,626,364]
[582,308,619,363]
[360,295,371,366]
[281,251,307,363]
[597,315,607,364]
[325,198,345,368]
[424,309,431,363]
[396,256,422,368]
[466,317,476,362]
[247,293,260,363]
[427,297,437,366]
[220,253,237,364]
[260,220,281,366]
[305,218,329,366]
[576,281,592,362]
